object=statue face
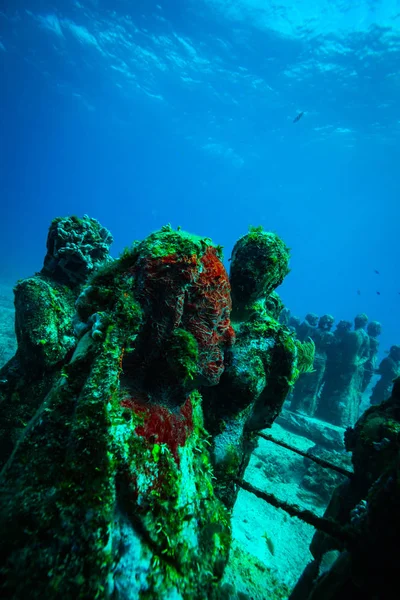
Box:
[319,315,334,331]
[367,322,382,337]
[306,313,319,327]
[355,314,368,329]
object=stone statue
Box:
[288,315,301,335]
[202,227,313,508]
[316,315,369,427]
[0,226,234,599]
[297,313,319,342]
[291,314,334,417]
[0,215,113,469]
[361,321,382,393]
[315,319,351,424]
[370,344,400,406]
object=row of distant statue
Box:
[279,309,400,428]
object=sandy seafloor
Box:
[220,419,339,599]
[0,282,360,599]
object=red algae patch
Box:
[121,397,194,464]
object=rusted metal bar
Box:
[257,431,353,478]
[235,478,354,545]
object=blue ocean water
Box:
[1,0,399,356]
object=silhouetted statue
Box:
[278,306,291,326]
[317,315,369,427]
[291,314,334,417]
[315,320,352,424]
[288,315,301,335]
[297,313,319,342]
[370,345,400,406]
[350,313,371,419]
[361,321,382,393]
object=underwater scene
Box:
[0,1,399,599]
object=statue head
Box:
[229,227,290,316]
[335,320,352,334]
[318,314,334,331]
[367,321,382,338]
[130,226,235,394]
[42,215,113,285]
[305,313,319,327]
[354,313,368,330]
[288,315,301,330]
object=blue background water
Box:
[1,0,399,355]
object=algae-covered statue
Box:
[202,226,314,508]
[350,313,371,412]
[316,315,369,427]
[291,314,334,417]
[0,215,113,469]
[0,225,234,599]
[361,321,382,393]
[297,313,319,343]
[314,319,352,425]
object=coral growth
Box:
[42,214,113,285]
[125,226,234,393]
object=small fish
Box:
[357,290,361,295]
[262,532,275,555]
[376,291,381,295]
[293,111,304,123]
[374,269,380,275]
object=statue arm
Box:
[14,278,75,370]
[245,332,295,431]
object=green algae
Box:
[166,329,199,382]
